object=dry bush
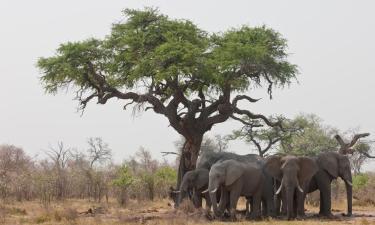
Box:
[53,210,62,222]
[353,173,375,206]
[305,190,320,207]
[61,208,78,221]
[34,214,51,224]
[177,199,196,214]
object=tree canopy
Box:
[37,8,297,180]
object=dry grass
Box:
[0,198,372,225]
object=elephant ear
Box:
[264,155,282,180]
[196,169,209,190]
[297,157,318,184]
[318,153,338,178]
[225,162,244,186]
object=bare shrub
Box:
[178,199,196,214]
[61,208,78,221]
[305,191,320,207]
[353,173,375,206]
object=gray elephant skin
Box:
[197,151,275,217]
[208,159,264,220]
[307,151,353,217]
[174,168,211,209]
[265,155,318,219]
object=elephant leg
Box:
[197,194,203,208]
[267,195,275,217]
[229,191,240,221]
[296,191,306,217]
[245,197,251,218]
[204,192,212,211]
[319,191,324,215]
[275,193,281,216]
[293,192,298,218]
[261,198,267,217]
[321,185,332,217]
[250,191,262,219]
[281,189,287,216]
[218,189,228,217]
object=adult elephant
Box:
[173,168,211,209]
[306,133,370,217]
[307,152,352,217]
[265,155,318,220]
[197,151,275,217]
[207,159,264,220]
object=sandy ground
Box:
[0,198,373,224]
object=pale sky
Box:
[0,0,374,170]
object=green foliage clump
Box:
[279,114,339,156]
[112,165,134,188]
[38,7,297,108]
[155,166,177,185]
[353,173,369,191]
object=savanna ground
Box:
[0,198,373,225]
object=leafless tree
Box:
[87,137,112,168]
[45,142,71,200]
[334,132,375,175]
[85,137,112,202]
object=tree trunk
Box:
[176,135,203,189]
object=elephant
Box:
[265,155,318,220]
[197,151,275,217]
[173,168,211,209]
[307,151,353,217]
[207,159,264,220]
[197,152,261,170]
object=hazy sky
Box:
[0,0,374,169]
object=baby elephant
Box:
[207,159,264,220]
[173,168,211,209]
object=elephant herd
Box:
[170,134,363,221]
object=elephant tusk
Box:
[201,189,209,194]
[296,180,304,193]
[345,180,353,186]
[210,188,218,194]
[275,184,282,195]
[172,190,181,193]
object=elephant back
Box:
[197,151,261,170]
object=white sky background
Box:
[0,0,374,170]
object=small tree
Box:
[228,116,302,157]
[45,142,70,200]
[155,166,177,198]
[277,114,339,156]
[112,165,134,206]
[37,8,297,187]
[334,132,373,175]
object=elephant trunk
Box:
[176,190,187,208]
[210,191,219,217]
[344,177,352,216]
[286,187,295,220]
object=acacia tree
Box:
[227,116,303,157]
[37,8,297,186]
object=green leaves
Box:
[38,7,297,106]
[112,165,134,188]
[208,26,297,91]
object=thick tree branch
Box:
[233,106,282,128]
[334,134,346,147]
[349,133,370,148]
[229,115,263,127]
[336,133,371,155]
[232,95,261,104]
